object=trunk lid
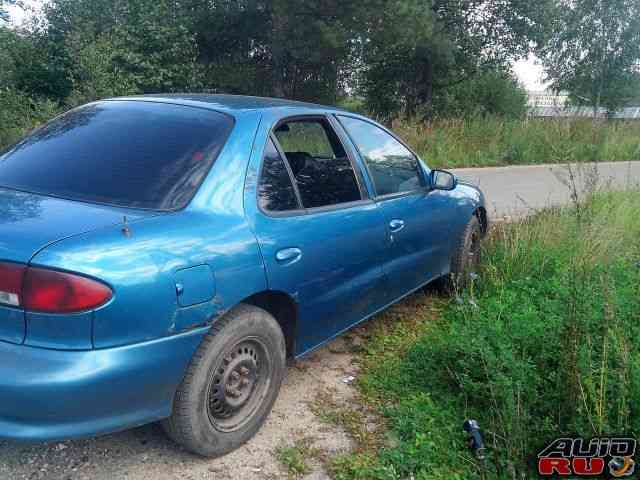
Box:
[0,187,152,263]
[0,187,154,344]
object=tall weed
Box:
[341,191,640,479]
[394,117,640,168]
[412,192,640,475]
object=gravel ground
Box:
[0,335,363,480]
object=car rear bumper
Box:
[0,327,207,442]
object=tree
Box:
[0,0,552,120]
[266,0,359,102]
[0,26,16,86]
[44,0,204,101]
[359,0,552,120]
[1,1,17,82]
[182,0,367,103]
[540,0,640,114]
[432,69,528,118]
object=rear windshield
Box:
[0,101,234,210]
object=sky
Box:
[6,2,31,25]
[8,2,550,92]
[513,54,549,91]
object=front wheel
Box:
[441,215,482,293]
[163,304,286,457]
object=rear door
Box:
[336,115,452,301]
[245,115,388,355]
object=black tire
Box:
[441,215,482,293]
[163,304,286,457]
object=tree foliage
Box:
[0,0,553,121]
[540,0,640,113]
[432,69,529,119]
[361,0,551,119]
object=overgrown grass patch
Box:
[394,117,640,168]
[332,190,640,479]
[275,438,319,477]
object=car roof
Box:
[107,93,346,115]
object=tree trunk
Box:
[420,57,435,120]
[270,2,286,98]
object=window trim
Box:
[326,115,370,198]
[335,113,429,201]
[257,114,371,217]
[271,115,369,201]
[256,135,305,217]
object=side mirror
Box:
[430,169,457,191]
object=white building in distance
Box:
[527,90,569,108]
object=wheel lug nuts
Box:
[231,371,240,380]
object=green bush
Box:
[0,88,60,150]
[431,70,529,119]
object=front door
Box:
[245,116,388,355]
[337,115,452,301]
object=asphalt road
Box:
[451,161,640,220]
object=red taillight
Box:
[0,262,112,313]
[0,262,26,307]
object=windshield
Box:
[0,101,234,211]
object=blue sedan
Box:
[0,95,487,456]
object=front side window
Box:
[273,118,361,209]
[0,101,234,210]
[338,116,423,197]
[258,138,300,212]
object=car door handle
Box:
[389,219,405,233]
[275,247,303,264]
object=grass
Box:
[329,189,640,479]
[311,388,381,453]
[275,438,318,477]
[394,117,640,168]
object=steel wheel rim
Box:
[206,337,272,433]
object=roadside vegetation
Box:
[328,189,640,479]
[395,117,640,168]
[2,102,639,169]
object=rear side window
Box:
[338,116,423,196]
[0,101,234,210]
[274,121,335,158]
[273,119,361,209]
[258,138,300,212]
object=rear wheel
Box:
[441,215,482,293]
[163,304,286,457]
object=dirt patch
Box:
[0,337,362,480]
